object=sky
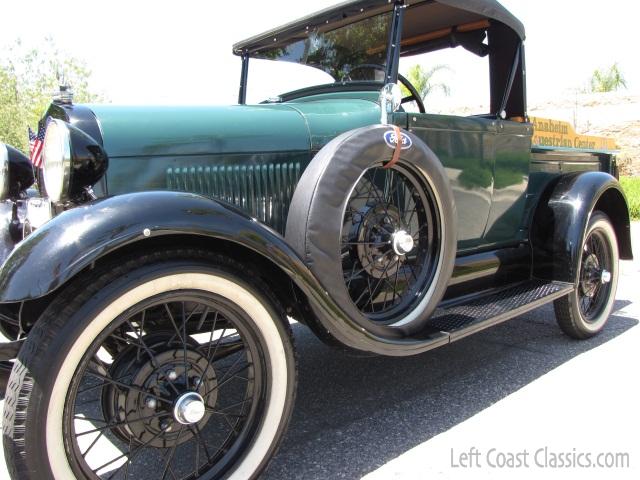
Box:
[1,0,638,107]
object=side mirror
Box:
[379,83,402,125]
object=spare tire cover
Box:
[286,124,456,336]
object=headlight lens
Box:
[0,143,8,200]
[42,119,72,202]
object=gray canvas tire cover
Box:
[286,124,457,335]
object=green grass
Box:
[620,176,640,220]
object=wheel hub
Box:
[102,333,217,447]
[354,204,406,279]
[174,391,206,425]
[580,253,601,297]
[392,230,414,255]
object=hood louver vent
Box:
[167,162,301,234]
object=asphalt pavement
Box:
[1,224,638,479]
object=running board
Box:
[423,280,574,343]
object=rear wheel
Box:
[3,251,296,480]
[554,212,619,339]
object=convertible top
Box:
[233,0,524,56]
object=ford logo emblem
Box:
[383,130,412,150]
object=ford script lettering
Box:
[383,130,412,150]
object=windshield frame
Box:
[237,5,404,104]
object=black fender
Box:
[0,191,447,356]
[531,171,633,283]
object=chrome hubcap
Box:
[392,230,414,255]
[173,392,206,425]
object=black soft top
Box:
[233,0,524,56]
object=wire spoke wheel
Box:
[65,291,266,480]
[578,228,613,322]
[340,163,441,323]
[287,124,455,338]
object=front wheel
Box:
[554,212,619,339]
[3,251,296,480]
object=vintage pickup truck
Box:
[0,0,633,479]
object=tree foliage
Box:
[401,64,451,100]
[0,38,104,152]
[589,63,627,93]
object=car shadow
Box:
[263,299,637,479]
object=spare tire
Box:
[286,124,456,336]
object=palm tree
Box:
[589,63,627,93]
[401,64,451,100]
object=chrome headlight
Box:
[42,119,72,203]
[0,142,35,201]
[42,119,108,203]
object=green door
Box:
[482,120,532,246]
[407,114,497,251]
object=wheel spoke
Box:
[75,411,169,438]
[196,306,211,330]
[160,425,184,480]
[204,362,251,399]
[370,168,393,220]
[81,430,104,457]
[191,424,213,464]
[391,259,401,305]
[164,304,187,348]
[95,427,165,476]
[343,241,389,246]
[85,371,171,405]
[124,319,158,367]
[344,251,392,284]
[205,407,247,419]
[368,255,396,310]
[217,396,254,413]
[123,437,134,480]
[182,302,188,377]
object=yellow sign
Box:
[531,117,618,152]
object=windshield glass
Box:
[246,12,392,102]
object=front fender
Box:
[0,191,447,356]
[531,171,632,283]
[0,191,302,302]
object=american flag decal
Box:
[28,120,47,168]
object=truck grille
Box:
[166,163,301,233]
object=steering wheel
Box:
[346,64,426,114]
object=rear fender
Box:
[530,171,632,283]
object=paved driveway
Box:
[1,224,638,479]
